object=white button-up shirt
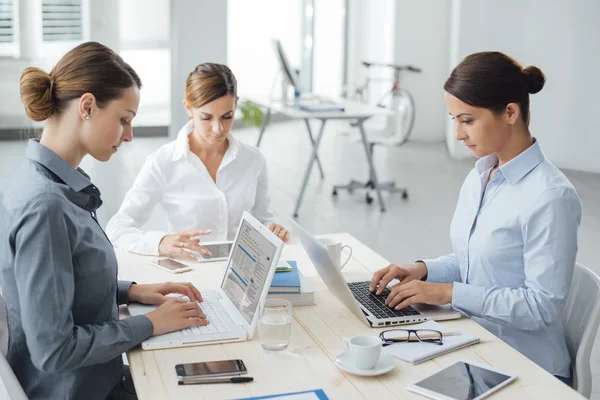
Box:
[106,121,274,255]
[423,140,581,378]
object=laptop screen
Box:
[221,219,277,324]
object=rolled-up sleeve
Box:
[451,188,581,329]
[14,195,153,373]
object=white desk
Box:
[117,234,583,400]
[246,97,392,217]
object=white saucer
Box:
[334,352,397,376]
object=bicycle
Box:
[348,61,421,145]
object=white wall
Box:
[170,0,227,136]
[345,0,451,142]
[313,0,345,97]
[119,0,169,48]
[346,0,396,99]
[227,0,302,99]
[394,0,451,142]
[448,0,600,173]
[118,0,171,127]
[89,0,119,51]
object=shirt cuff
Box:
[420,258,450,284]
[124,315,154,346]
[117,280,135,305]
[145,231,168,256]
[451,282,485,317]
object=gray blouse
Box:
[0,140,153,399]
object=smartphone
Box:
[192,241,234,262]
[149,258,193,274]
[175,360,247,381]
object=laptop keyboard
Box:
[179,293,234,336]
[347,281,421,319]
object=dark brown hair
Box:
[185,63,237,108]
[20,41,142,122]
[444,51,545,124]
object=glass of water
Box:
[258,298,292,353]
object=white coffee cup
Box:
[343,335,382,370]
[318,237,352,270]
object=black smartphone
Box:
[175,360,247,380]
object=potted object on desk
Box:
[238,100,265,128]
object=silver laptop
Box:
[287,219,461,328]
[128,211,284,350]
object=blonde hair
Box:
[185,63,237,108]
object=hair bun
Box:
[19,67,55,121]
[523,65,546,94]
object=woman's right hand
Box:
[369,262,428,295]
[158,229,212,260]
[145,297,209,336]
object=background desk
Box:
[245,97,391,217]
[117,235,583,399]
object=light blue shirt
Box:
[423,140,581,378]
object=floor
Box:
[1,120,599,398]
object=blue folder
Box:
[269,261,301,294]
[234,389,329,400]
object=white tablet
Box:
[189,241,234,262]
[407,360,517,400]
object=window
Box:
[0,0,18,57]
[41,0,83,42]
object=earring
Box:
[83,114,90,120]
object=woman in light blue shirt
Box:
[370,52,581,383]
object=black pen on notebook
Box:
[178,376,254,385]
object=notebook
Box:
[268,274,316,306]
[269,261,301,293]
[382,320,480,365]
[276,260,293,272]
[235,389,329,400]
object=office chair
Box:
[0,294,28,400]
[563,263,600,398]
[332,95,413,204]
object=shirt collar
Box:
[25,139,93,192]
[171,120,240,163]
[474,139,544,185]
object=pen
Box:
[178,376,254,385]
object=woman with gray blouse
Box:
[0,42,208,399]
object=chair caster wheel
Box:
[380,208,386,212]
[293,213,298,218]
[332,189,338,196]
[366,194,373,204]
[402,191,408,199]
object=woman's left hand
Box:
[385,281,454,310]
[128,282,203,305]
[267,223,290,242]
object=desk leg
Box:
[256,107,272,147]
[293,119,327,218]
[303,119,325,179]
[357,119,386,212]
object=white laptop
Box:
[128,211,284,350]
[287,219,461,328]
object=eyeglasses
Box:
[379,329,443,346]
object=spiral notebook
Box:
[382,320,480,365]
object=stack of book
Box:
[267,260,315,306]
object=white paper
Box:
[382,320,479,364]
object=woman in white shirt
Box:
[106,63,288,259]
